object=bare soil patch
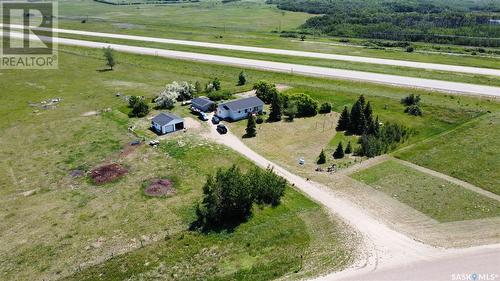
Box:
[69,169,85,178]
[144,179,175,197]
[90,164,128,185]
[120,143,141,158]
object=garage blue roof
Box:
[152,112,183,126]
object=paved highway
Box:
[5,32,500,97]
[4,24,500,77]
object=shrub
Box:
[288,93,318,117]
[319,102,332,114]
[283,101,298,121]
[401,94,421,106]
[238,71,247,86]
[406,46,415,52]
[206,78,222,92]
[256,116,264,124]
[254,80,277,104]
[129,99,149,118]
[405,104,423,116]
[207,90,233,101]
[155,81,195,108]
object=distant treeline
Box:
[266,0,500,47]
[94,0,199,5]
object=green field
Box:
[351,160,500,222]
[0,47,356,280]
[394,113,500,195]
[56,0,500,70]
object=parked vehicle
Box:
[199,112,209,121]
[216,124,228,134]
[212,116,220,124]
[130,140,141,146]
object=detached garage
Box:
[151,112,184,135]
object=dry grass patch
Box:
[229,113,338,171]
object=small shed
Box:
[191,97,215,112]
[151,112,184,135]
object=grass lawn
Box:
[351,160,500,223]
[228,111,338,172]
[0,47,356,280]
[55,0,500,70]
[394,113,500,195]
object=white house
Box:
[217,96,264,121]
[151,112,184,135]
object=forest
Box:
[266,0,500,47]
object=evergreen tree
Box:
[357,111,367,135]
[364,102,373,124]
[345,141,352,154]
[373,116,381,136]
[358,95,366,109]
[245,114,257,137]
[268,91,282,122]
[333,142,345,159]
[349,100,365,135]
[336,106,350,131]
[238,71,247,86]
[317,149,326,164]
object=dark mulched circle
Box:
[144,179,175,197]
[90,163,128,185]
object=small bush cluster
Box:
[128,96,149,118]
[401,94,423,116]
[357,122,414,157]
[194,165,286,231]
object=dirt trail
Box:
[202,121,500,280]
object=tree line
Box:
[267,0,500,47]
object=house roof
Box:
[219,96,264,112]
[152,112,183,126]
[192,97,214,107]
